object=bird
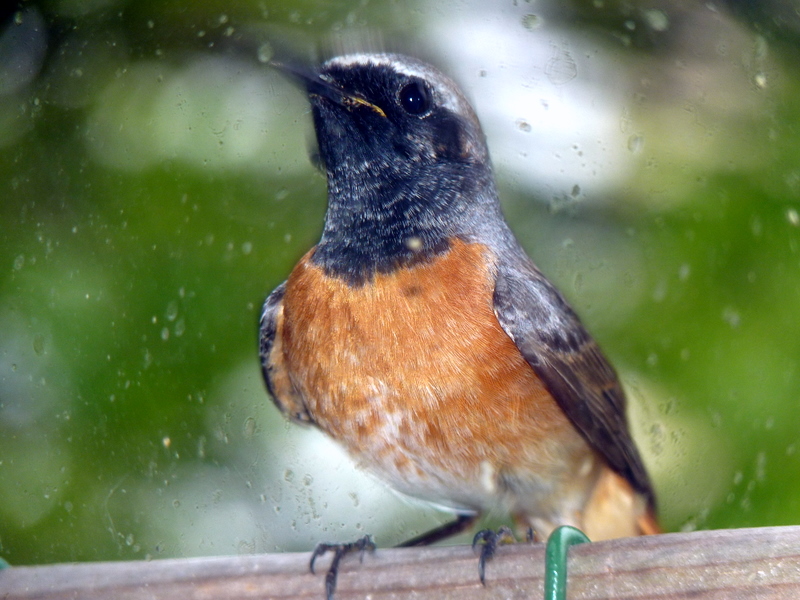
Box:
[259,51,659,597]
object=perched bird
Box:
[260,52,659,595]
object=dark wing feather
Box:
[259,281,314,424]
[493,257,656,509]
[259,281,286,399]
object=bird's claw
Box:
[309,535,376,600]
[471,526,516,585]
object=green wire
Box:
[544,526,590,600]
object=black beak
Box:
[270,60,387,118]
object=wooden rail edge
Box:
[1,526,799,599]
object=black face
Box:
[311,61,482,175]
[292,55,496,285]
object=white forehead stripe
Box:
[323,53,472,116]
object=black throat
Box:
[311,161,462,286]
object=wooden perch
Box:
[2,526,800,599]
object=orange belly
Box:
[280,239,597,518]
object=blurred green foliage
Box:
[1,0,800,565]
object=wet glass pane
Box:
[2,0,799,565]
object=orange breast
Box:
[280,239,592,512]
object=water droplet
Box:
[722,306,741,328]
[174,318,186,337]
[242,241,253,255]
[33,334,45,355]
[243,416,256,438]
[165,301,178,322]
[257,42,274,64]
[755,451,767,481]
[643,9,669,32]
[161,327,170,341]
[405,237,423,252]
[197,436,206,459]
[13,255,24,270]
[545,47,577,85]
[521,14,541,30]
[627,134,644,154]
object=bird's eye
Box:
[398,79,432,116]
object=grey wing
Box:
[493,257,656,509]
[259,281,313,424]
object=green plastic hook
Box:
[544,526,590,600]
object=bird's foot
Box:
[309,535,376,600]
[471,526,516,585]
